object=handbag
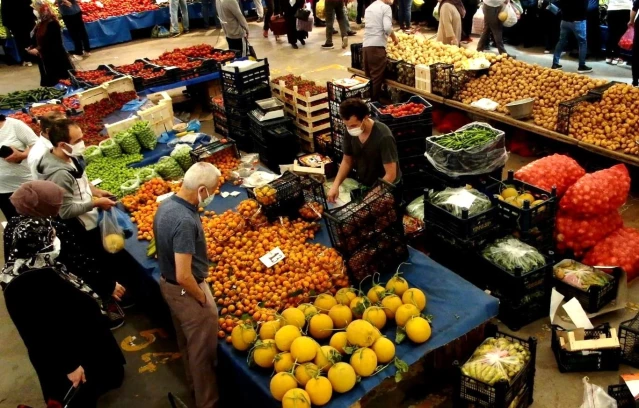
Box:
[295,8,311,21]
[270,15,287,36]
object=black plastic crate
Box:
[619,313,639,368]
[399,154,427,175]
[350,43,363,70]
[556,94,600,135]
[324,180,401,256]
[327,78,371,103]
[608,384,637,408]
[424,188,498,240]
[387,119,433,141]
[424,161,504,193]
[222,82,272,109]
[220,58,270,92]
[110,60,176,91]
[247,172,325,220]
[486,171,557,233]
[225,111,244,129]
[214,122,228,137]
[426,221,499,252]
[190,140,240,163]
[498,294,548,332]
[396,62,415,87]
[313,132,334,157]
[403,169,429,190]
[345,226,409,282]
[396,137,426,159]
[455,323,537,408]
[199,48,239,70]
[386,58,400,81]
[552,265,621,314]
[551,324,621,372]
[253,135,300,174]
[370,95,433,125]
[69,65,122,89]
[430,63,455,98]
[248,114,294,144]
[228,125,253,152]
[328,99,340,118]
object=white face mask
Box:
[39,236,61,262]
[63,141,86,157]
[198,187,214,208]
[347,125,364,137]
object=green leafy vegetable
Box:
[482,236,546,274]
[429,187,492,218]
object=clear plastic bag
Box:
[98,138,122,158]
[619,26,634,51]
[136,167,158,183]
[84,145,103,165]
[429,187,492,218]
[100,209,125,254]
[482,236,546,273]
[425,122,508,177]
[299,201,324,221]
[503,3,518,27]
[580,377,617,408]
[406,195,424,221]
[461,337,531,385]
[553,260,613,292]
[155,156,185,180]
[120,177,140,196]
[170,144,194,171]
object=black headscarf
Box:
[439,0,466,18]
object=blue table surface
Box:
[122,180,499,408]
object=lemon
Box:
[282,307,306,329]
[405,316,432,343]
[329,332,349,354]
[282,388,311,408]
[402,288,427,311]
[328,362,357,393]
[270,372,298,401]
[350,347,378,377]
[367,285,386,303]
[328,304,353,329]
[231,324,257,351]
[290,336,318,363]
[275,325,301,352]
[381,294,403,319]
[335,287,357,305]
[274,352,295,373]
[346,319,378,348]
[314,293,338,313]
[309,313,334,340]
[395,303,421,327]
[500,187,518,199]
[295,363,319,386]
[259,320,281,340]
[297,303,318,319]
[305,376,333,406]
[372,337,395,363]
[363,306,387,330]
[386,275,409,296]
[252,339,277,368]
[314,345,342,372]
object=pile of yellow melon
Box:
[229,275,432,407]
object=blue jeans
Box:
[398,0,411,27]
[553,20,587,66]
[170,0,189,33]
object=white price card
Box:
[260,247,286,268]
[156,192,175,203]
[91,178,102,186]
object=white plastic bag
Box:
[100,209,125,254]
[472,7,484,35]
[503,4,518,28]
[579,377,617,408]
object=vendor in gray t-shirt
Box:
[327,98,401,203]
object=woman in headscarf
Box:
[436,0,466,45]
[27,0,74,86]
[2,181,125,408]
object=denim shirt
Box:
[57,0,82,16]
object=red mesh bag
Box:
[582,227,639,281]
[514,154,585,196]
[555,210,623,256]
[559,164,630,216]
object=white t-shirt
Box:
[28,135,53,180]
[608,0,633,11]
[483,0,506,7]
[0,118,38,194]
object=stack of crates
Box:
[369,95,433,205]
[247,114,298,174]
[220,59,271,152]
[327,78,372,163]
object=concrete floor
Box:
[0,20,638,408]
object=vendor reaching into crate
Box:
[328,98,401,203]
[362,0,398,101]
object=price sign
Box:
[260,247,286,268]
[91,178,102,186]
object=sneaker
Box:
[314,19,326,27]
[106,301,125,330]
[71,54,83,61]
[342,36,348,49]
[109,315,125,330]
[291,43,299,49]
[184,29,190,34]
[300,38,305,45]
[606,58,613,64]
[551,64,562,70]
[170,32,181,38]
[321,42,334,49]
[544,50,550,54]
[578,65,593,73]
[347,30,357,36]
[22,61,32,67]
[83,51,91,57]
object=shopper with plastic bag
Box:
[476,0,509,55]
[551,0,593,73]
[606,0,633,64]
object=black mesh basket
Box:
[620,313,639,368]
[608,384,637,408]
[556,94,600,135]
[552,324,621,372]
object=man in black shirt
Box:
[327,98,401,202]
[551,0,593,73]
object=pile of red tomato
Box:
[79,0,158,22]
[74,68,116,85]
[377,102,426,118]
[152,52,203,71]
[115,62,166,80]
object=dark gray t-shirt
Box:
[153,195,209,282]
[343,120,401,187]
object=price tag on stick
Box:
[260,247,286,268]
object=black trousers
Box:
[461,0,478,38]
[606,9,630,59]
[356,0,370,23]
[62,12,90,55]
[6,24,36,63]
[226,37,246,56]
[586,8,602,57]
[0,192,18,221]
[632,19,639,85]
[542,8,561,51]
[264,0,274,31]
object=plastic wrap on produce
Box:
[553,260,613,292]
[136,168,159,183]
[461,337,531,385]
[579,377,617,408]
[406,195,425,221]
[425,122,508,177]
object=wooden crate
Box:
[295,118,330,134]
[104,116,140,138]
[76,87,109,111]
[146,91,174,116]
[103,76,136,95]
[137,103,174,136]
[415,64,432,93]
[293,87,328,115]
